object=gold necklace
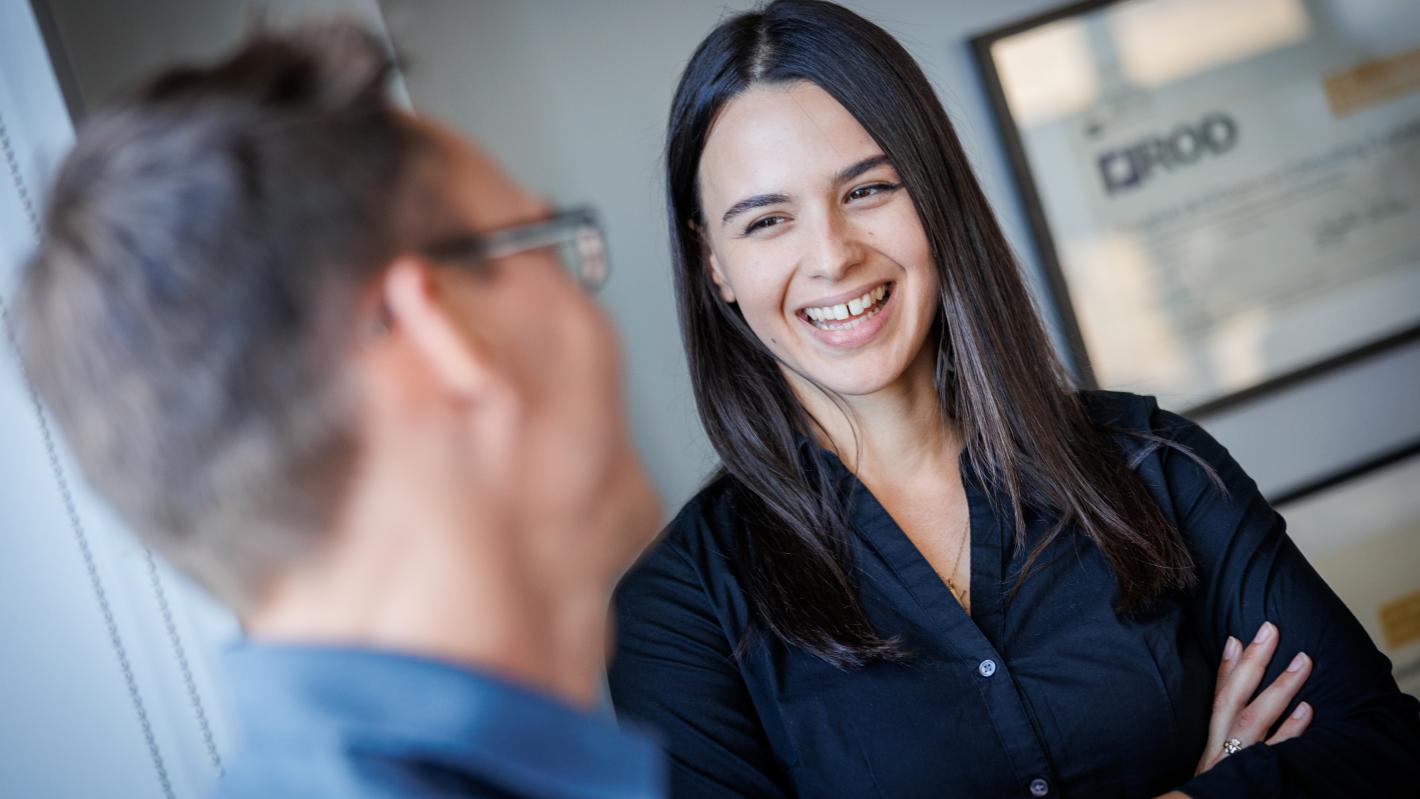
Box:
[943,513,970,610]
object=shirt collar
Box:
[223,642,663,798]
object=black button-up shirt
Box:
[609,392,1420,797]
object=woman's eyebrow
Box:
[833,154,891,186]
[718,155,891,228]
[721,192,791,227]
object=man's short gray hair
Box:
[20,22,438,610]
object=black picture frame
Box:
[969,0,1420,421]
[1270,434,1420,508]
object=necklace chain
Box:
[943,512,970,610]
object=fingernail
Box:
[1223,636,1241,661]
[1253,621,1274,644]
[1292,702,1310,719]
[1287,652,1307,672]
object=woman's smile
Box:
[796,280,896,349]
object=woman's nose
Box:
[802,211,865,281]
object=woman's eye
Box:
[744,215,788,235]
[847,182,900,202]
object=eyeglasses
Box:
[419,207,610,291]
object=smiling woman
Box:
[607,1,1420,797]
[698,82,940,397]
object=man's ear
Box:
[380,256,494,400]
[704,243,737,304]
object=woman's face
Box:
[696,80,939,399]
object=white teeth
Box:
[801,284,893,328]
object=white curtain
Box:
[1,2,235,797]
[2,1,413,794]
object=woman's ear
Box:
[380,256,495,400]
[704,244,737,304]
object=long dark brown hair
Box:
[666,0,1198,668]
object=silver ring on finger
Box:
[1221,737,1245,756]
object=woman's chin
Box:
[794,367,904,399]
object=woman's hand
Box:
[1155,623,1314,798]
[1195,621,1313,776]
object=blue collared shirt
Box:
[216,643,664,798]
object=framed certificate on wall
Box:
[1281,446,1420,699]
[971,0,1420,416]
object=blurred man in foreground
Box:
[20,23,663,798]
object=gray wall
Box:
[41,0,410,115]
[380,0,1072,513]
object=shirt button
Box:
[977,659,997,677]
[1029,777,1050,796]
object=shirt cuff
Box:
[1175,742,1284,799]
